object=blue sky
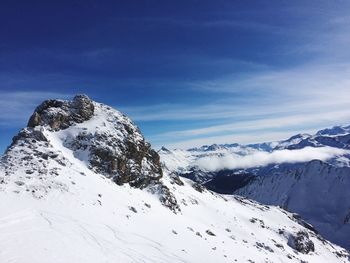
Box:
[1,1,350,152]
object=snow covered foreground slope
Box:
[0,95,349,263]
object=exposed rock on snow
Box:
[288,231,315,254]
[27,94,95,130]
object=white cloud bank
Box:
[194,146,349,172]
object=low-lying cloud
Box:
[194,146,349,172]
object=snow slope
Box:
[0,95,348,262]
[235,161,350,250]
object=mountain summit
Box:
[5,94,179,211]
[0,95,348,263]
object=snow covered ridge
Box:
[159,124,350,251]
[0,95,349,262]
[4,94,179,212]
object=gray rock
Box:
[206,229,216,236]
[27,94,94,130]
[288,231,315,254]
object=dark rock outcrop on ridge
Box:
[28,94,95,130]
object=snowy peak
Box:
[316,125,350,136]
[3,94,179,211]
[274,133,313,150]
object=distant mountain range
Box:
[160,125,350,250]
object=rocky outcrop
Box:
[11,127,48,146]
[27,94,94,130]
[288,231,315,254]
[81,138,163,189]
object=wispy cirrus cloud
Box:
[189,63,350,96]
[125,62,350,116]
[157,109,350,139]
[115,16,284,33]
[127,62,350,149]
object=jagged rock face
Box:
[54,99,164,189]
[27,94,94,130]
[68,131,163,189]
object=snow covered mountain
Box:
[160,125,350,251]
[1,94,348,262]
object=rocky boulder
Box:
[288,231,315,254]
